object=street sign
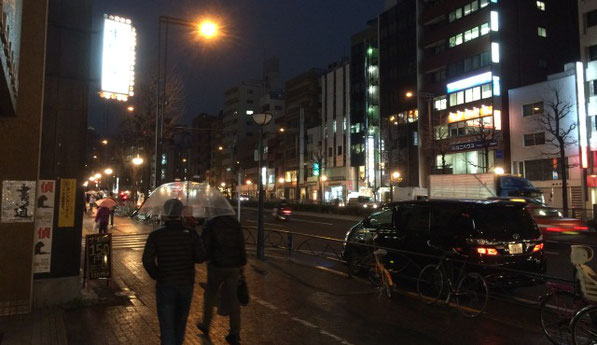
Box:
[85,234,112,280]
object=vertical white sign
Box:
[1,180,36,223]
[100,15,136,101]
[33,180,55,273]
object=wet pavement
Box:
[0,214,558,344]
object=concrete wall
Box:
[0,0,49,315]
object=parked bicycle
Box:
[417,240,489,318]
[369,246,394,299]
[539,245,597,345]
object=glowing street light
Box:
[392,171,401,180]
[246,180,252,185]
[104,168,113,175]
[88,176,96,181]
[279,128,285,132]
[94,173,102,179]
[199,20,218,39]
[218,146,223,151]
[495,167,505,175]
[278,177,285,184]
[101,139,109,145]
[320,175,328,182]
[405,91,414,98]
[127,105,134,112]
[220,182,226,187]
[132,155,144,165]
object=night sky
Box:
[88,0,386,135]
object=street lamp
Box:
[132,155,144,166]
[94,173,101,179]
[391,171,401,202]
[154,15,221,189]
[127,106,134,112]
[101,139,108,145]
[252,112,273,260]
[320,175,328,204]
[104,168,113,175]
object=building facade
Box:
[321,59,354,202]
[418,0,580,187]
[379,0,419,192]
[509,65,586,210]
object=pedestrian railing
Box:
[242,226,575,305]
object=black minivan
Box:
[342,199,546,275]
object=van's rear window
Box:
[473,205,540,240]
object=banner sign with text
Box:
[449,140,498,153]
[33,180,55,273]
[58,179,76,228]
[1,180,36,223]
[85,234,112,280]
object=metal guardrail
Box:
[242,227,575,288]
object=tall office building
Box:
[418,0,579,185]
[321,59,353,202]
[350,21,381,200]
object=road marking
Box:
[292,218,335,226]
[315,265,349,277]
[544,251,559,255]
[252,296,354,345]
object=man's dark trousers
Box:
[202,265,241,335]
[156,284,194,345]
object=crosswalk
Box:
[81,233,149,250]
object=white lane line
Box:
[292,218,335,226]
[544,251,560,255]
[252,296,354,345]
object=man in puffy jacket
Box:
[196,215,246,345]
[142,199,205,345]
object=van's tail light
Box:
[532,243,544,252]
[477,247,498,256]
[546,227,565,232]
[574,226,589,231]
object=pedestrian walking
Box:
[196,214,247,345]
[95,206,110,234]
[108,192,116,228]
[142,199,205,345]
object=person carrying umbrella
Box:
[142,198,205,345]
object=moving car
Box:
[347,196,380,209]
[342,199,546,276]
[488,197,590,234]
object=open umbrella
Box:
[137,182,235,219]
[96,198,117,209]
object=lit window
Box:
[472,86,481,101]
[449,93,458,106]
[457,91,465,105]
[492,76,501,96]
[538,27,547,37]
[482,84,492,99]
[465,88,474,103]
[480,0,489,7]
[536,1,545,11]
[522,102,544,116]
[491,42,500,63]
[455,33,463,46]
[480,23,490,35]
[490,11,499,31]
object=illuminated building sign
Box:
[448,105,493,123]
[450,140,498,152]
[447,72,493,94]
[100,15,136,101]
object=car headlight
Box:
[372,204,378,208]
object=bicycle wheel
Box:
[540,290,586,345]
[570,305,597,345]
[417,264,444,305]
[456,273,488,318]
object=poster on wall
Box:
[33,180,55,273]
[1,180,36,223]
[58,179,76,228]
